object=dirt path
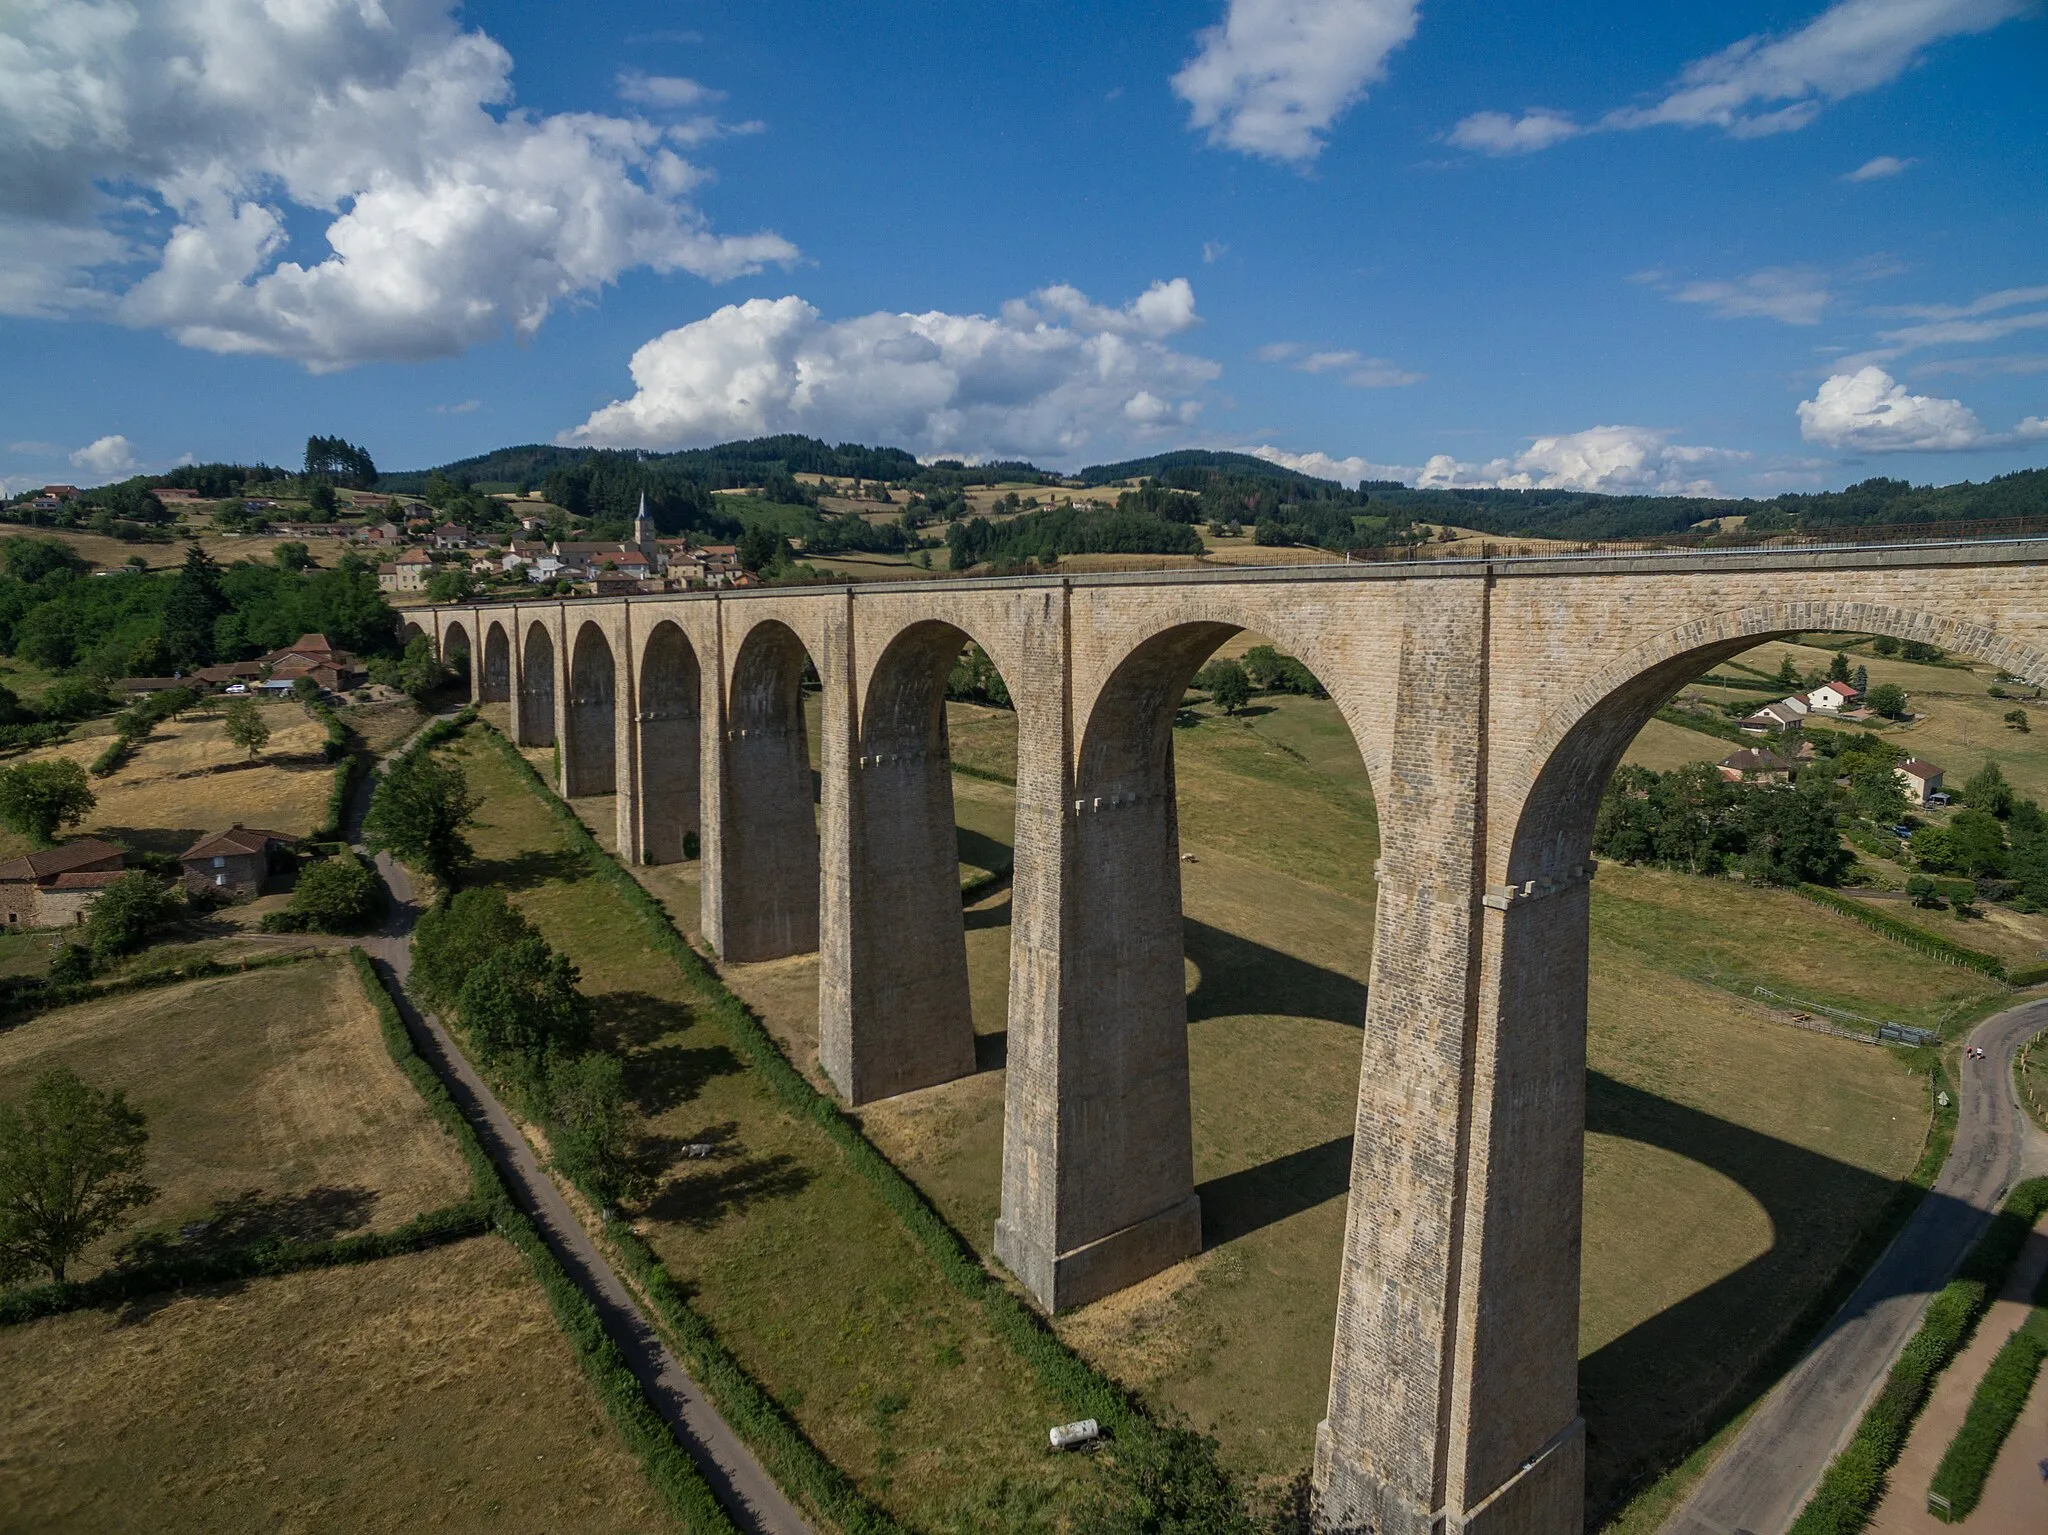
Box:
[350,718,812,1535]
[1667,996,2048,1535]
[1867,1219,2048,1531]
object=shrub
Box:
[410,887,534,1013]
[47,945,93,986]
[1927,1315,2048,1517]
[281,853,386,934]
[83,872,181,960]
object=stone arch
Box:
[481,620,511,703]
[637,620,701,863]
[717,619,820,962]
[519,620,556,747]
[823,619,1015,1103]
[399,618,425,648]
[1505,600,2048,886]
[564,621,617,796]
[440,619,471,686]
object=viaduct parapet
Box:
[410,540,2048,1534]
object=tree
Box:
[290,674,321,704]
[425,567,477,604]
[272,541,312,572]
[1775,655,1800,688]
[2005,708,2031,734]
[0,1067,156,1283]
[1962,761,2015,817]
[1866,682,1908,719]
[1871,635,1900,657]
[1852,664,1869,694]
[1828,651,1850,682]
[1849,759,1910,824]
[0,759,95,847]
[48,943,94,985]
[363,750,478,886]
[1946,808,2008,878]
[304,435,377,489]
[307,481,338,515]
[280,854,385,934]
[736,524,785,574]
[84,872,180,960]
[1199,659,1251,715]
[548,1051,638,1206]
[456,936,593,1094]
[1741,783,1849,886]
[161,544,226,669]
[411,888,535,1014]
[222,696,271,759]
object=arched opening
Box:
[481,621,511,703]
[399,619,425,649]
[519,621,555,747]
[1497,613,2048,1516]
[564,622,617,797]
[824,620,1016,1103]
[638,620,701,864]
[441,619,471,687]
[715,620,820,962]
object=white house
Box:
[1806,682,1860,714]
[1740,700,1808,735]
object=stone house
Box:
[180,826,293,897]
[1717,747,1798,784]
[0,839,127,928]
[378,549,431,592]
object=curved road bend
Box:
[1667,995,2048,1535]
[350,722,812,1535]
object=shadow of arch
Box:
[398,618,425,648]
[638,619,701,864]
[1182,918,1368,1028]
[719,620,820,961]
[824,619,1018,1103]
[1191,1068,1937,1519]
[440,618,471,687]
[519,620,555,746]
[565,620,616,796]
[481,620,511,703]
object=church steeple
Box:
[633,492,656,557]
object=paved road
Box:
[352,725,811,1535]
[1667,995,2048,1535]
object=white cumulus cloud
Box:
[1453,0,2027,154]
[1844,154,1915,180]
[0,0,795,369]
[1795,366,2009,450]
[69,434,137,476]
[563,282,1223,462]
[1173,0,1420,164]
[1446,109,1584,155]
[1251,426,1745,495]
[1418,426,1746,495]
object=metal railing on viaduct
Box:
[408,537,2048,1535]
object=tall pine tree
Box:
[161,544,226,670]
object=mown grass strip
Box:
[1789,1176,2048,1535]
[1797,884,2009,984]
[348,948,740,1535]
[471,722,1254,1530]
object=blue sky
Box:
[1,0,2043,497]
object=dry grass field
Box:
[0,1237,675,1534]
[0,702,335,864]
[0,958,471,1278]
[1,525,356,575]
[444,733,1111,1531]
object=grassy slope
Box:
[0,957,472,1278]
[0,1237,676,1534]
[443,732,1108,1532]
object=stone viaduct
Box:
[407,540,2048,1534]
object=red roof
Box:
[1896,759,1942,778]
[0,839,125,883]
[181,826,292,860]
[45,869,127,891]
